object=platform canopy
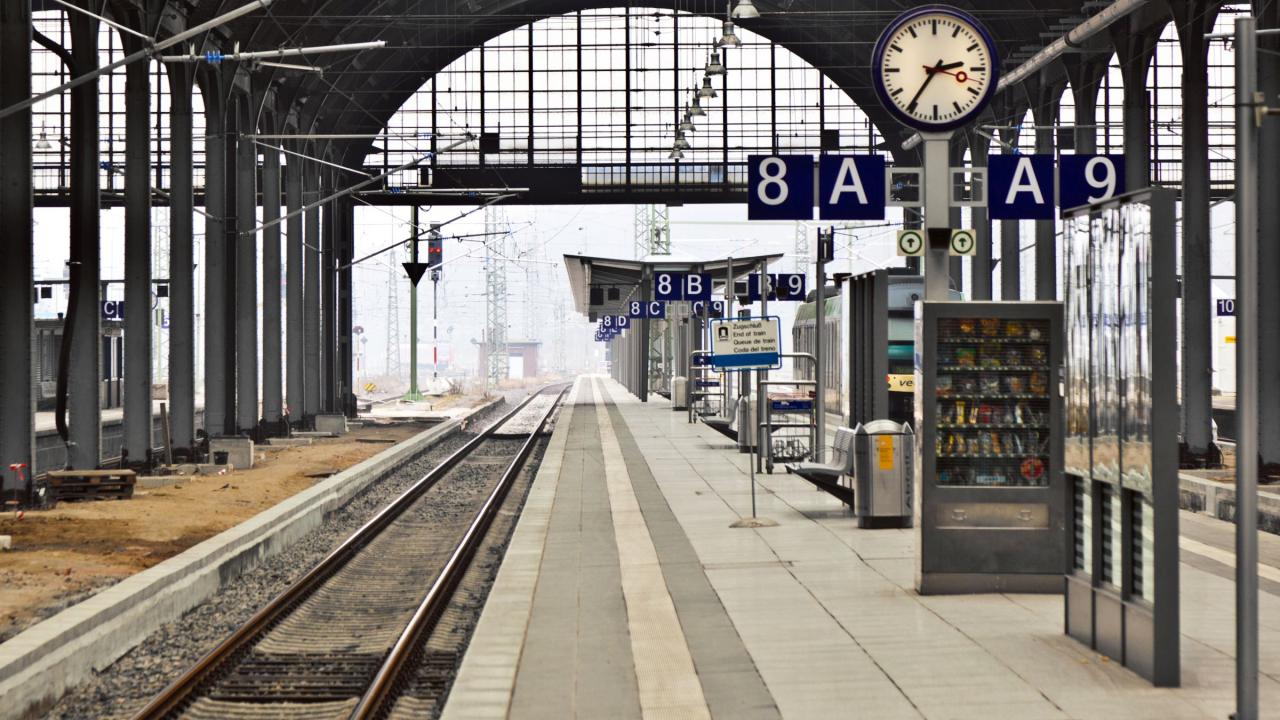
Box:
[563,253,784,317]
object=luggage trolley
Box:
[687,350,725,423]
[758,379,818,473]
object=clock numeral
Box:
[953,101,963,114]
[891,88,903,97]
[885,67,900,73]
[967,87,980,96]
[970,66,986,72]
[966,43,979,52]
[952,26,961,38]
[890,43,903,53]
[931,19,937,34]
[907,26,917,38]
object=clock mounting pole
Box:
[921,131,954,300]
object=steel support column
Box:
[998,124,1022,299]
[200,75,229,438]
[285,147,304,423]
[235,94,258,433]
[261,131,283,428]
[0,0,34,493]
[303,163,321,422]
[1114,28,1157,190]
[1255,0,1280,467]
[338,197,355,417]
[122,36,152,464]
[67,13,101,468]
[1173,0,1218,461]
[321,174,337,412]
[639,266,651,402]
[166,62,195,451]
[969,130,992,300]
[1031,77,1062,301]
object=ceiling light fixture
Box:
[674,129,691,150]
[679,111,696,133]
[690,94,707,116]
[718,21,742,48]
[669,145,685,160]
[34,125,52,150]
[699,75,719,99]
[705,49,725,76]
[731,0,760,20]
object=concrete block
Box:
[314,414,348,436]
[266,437,313,447]
[209,437,254,470]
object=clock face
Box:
[873,7,998,131]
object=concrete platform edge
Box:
[439,381,580,720]
[0,397,500,720]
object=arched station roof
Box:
[120,0,1096,166]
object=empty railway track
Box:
[132,387,568,720]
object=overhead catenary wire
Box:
[0,0,276,121]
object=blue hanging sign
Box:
[747,155,815,220]
[770,273,807,301]
[818,155,886,220]
[1058,154,1126,210]
[653,271,685,301]
[988,154,1055,220]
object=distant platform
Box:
[442,375,1280,720]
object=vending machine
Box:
[914,301,1065,595]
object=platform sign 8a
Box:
[654,272,685,301]
[747,155,815,221]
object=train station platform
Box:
[442,375,1280,720]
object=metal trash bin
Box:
[734,395,756,453]
[853,420,914,528]
[672,376,688,410]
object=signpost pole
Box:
[922,132,954,300]
[406,205,422,401]
[724,260,734,411]
[1235,15,1259,720]
[757,258,769,473]
[431,274,439,380]
[815,228,828,462]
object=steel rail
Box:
[131,390,551,720]
[350,386,569,718]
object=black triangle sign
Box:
[403,262,429,286]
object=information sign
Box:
[949,229,977,257]
[101,300,124,320]
[770,273,807,301]
[692,299,725,318]
[1216,298,1236,317]
[709,316,782,370]
[654,271,685,301]
[1059,154,1125,210]
[684,272,712,302]
[747,155,815,220]
[897,229,924,256]
[818,155,886,220]
[988,154,1055,220]
[628,300,667,319]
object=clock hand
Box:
[933,68,973,82]
[907,59,944,111]
[923,61,966,74]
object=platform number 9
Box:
[786,274,804,298]
[757,157,790,206]
[1084,157,1117,203]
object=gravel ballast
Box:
[48,401,513,720]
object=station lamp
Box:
[731,0,760,19]
[669,145,685,160]
[704,50,725,76]
[35,125,52,150]
[674,129,691,150]
[718,21,742,48]
[698,75,719,99]
[690,94,707,116]
[679,111,696,133]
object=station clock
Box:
[872,5,1000,132]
